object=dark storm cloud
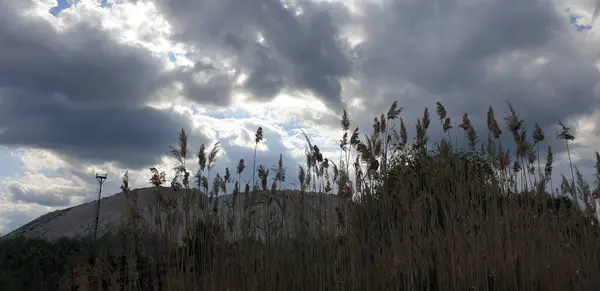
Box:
[351,0,600,134]
[170,60,236,106]
[151,0,353,107]
[0,97,198,168]
[0,1,216,168]
[0,12,165,107]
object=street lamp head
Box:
[95,172,107,184]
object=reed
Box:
[3,101,600,291]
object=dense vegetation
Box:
[2,101,600,290]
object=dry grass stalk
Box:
[38,101,600,291]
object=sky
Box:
[1,0,600,235]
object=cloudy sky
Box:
[1,0,599,234]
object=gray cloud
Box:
[0,1,215,168]
[8,184,70,207]
[350,0,600,133]
[2,0,596,167]
[0,12,165,107]
[170,60,237,106]
[0,98,199,168]
[152,0,353,107]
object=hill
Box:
[4,186,346,243]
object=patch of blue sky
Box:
[168,51,200,67]
[168,52,177,63]
[0,149,25,179]
[49,0,111,16]
[569,15,593,32]
[49,0,79,16]
[98,0,113,8]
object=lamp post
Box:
[93,172,107,240]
